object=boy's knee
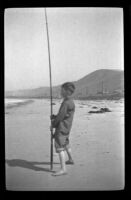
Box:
[56,147,65,153]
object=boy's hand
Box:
[49,126,55,138]
[50,114,56,120]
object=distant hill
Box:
[5,69,124,100]
[73,69,124,99]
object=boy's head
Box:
[61,82,75,98]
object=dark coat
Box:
[52,97,75,135]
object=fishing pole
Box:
[44,8,53,170]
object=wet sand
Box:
[5,99,124,190]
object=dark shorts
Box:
[54,132,70,153]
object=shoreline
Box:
[5,96,124,101]
[5,99,34,110]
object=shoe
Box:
[65,160,74,165]
[52,171,67,176]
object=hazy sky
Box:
[5,7,123,91]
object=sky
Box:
[4,7,124,91]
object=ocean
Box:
[5,98,26,106]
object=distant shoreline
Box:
[5,94,124,101]
[75,94,124,101]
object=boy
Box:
[51,82,75,176]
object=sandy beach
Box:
[5,98,124,191]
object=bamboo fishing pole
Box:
[44,8,53,170]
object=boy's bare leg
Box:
[52,151,67,176]
[65,147,74,164]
